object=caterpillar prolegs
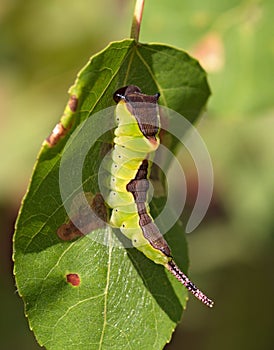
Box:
[104,85,213,308]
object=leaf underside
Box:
[13,39,210,350]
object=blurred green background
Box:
[1,0,273,349]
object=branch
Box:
[130,0,145,42]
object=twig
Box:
[130,0,145,42]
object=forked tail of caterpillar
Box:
[167,260,214,308]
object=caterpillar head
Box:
[113,85,142,103]
[113,86,160,140]
[113,85,160,104]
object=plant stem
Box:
[130,0,145,42]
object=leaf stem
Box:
[130,0,145,42]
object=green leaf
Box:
[13,39,210,349]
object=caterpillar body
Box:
[104,85,213,308]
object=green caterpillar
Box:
[104,85,213,308]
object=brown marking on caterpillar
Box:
[138,210,152,226]
[141,221,171,256]
[147,136,158,146]
[68,95,78,112]
[57,192,107,241]
[46,122,69,147]
[66,273,81,286]
[126,159,171,257]
[158,107,169,139]
[113,85,160,139]
[126,179,148,202]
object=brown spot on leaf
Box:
[57,192,107,241]
[91,193,108,223]
[46,122,69,147]
[66,273,80,286]
[68,95,78,112]
[57,221,84,241]
[100,142,112,158]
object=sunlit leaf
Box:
[13,39,210,349]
